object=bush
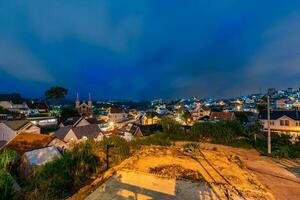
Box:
[0,171,15,200]
[138,132,171,146]
[183,143,199,152]
[98,136,131,164]
[27,141,101,199]
[189,121,248,146]
[0,150,19,200]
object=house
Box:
[293,101,300,109]
[103,129,133,141]
[3,132,66,153]
[0,120,40,143]
[192,106,211,121]
[60,116,89,127]
[155,104,169,115]
[209,111,236,121]
[275,98,293,110]
[108,107,127,123]
[20,146,62,178]
[0,101,29,115]
[60,116,103,128]
[27,102,49,114]
[259,110,300,137]
[125,123,163,137]
[75,93,93,116]
[27,116,58,127]
[54,124,103,143]
[140,112,161,125]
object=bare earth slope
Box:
[200,143,300,200]
[73,144,277,200]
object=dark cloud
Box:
[1,1,300,100]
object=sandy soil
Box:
[86,170,217,200]
[197,143,300,200]
[74,145,276,200]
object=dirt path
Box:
[200,143,300,200]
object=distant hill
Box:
[0,93,27,104]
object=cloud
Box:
[24,1,143,53]
[0,37,54,83]
[243,12,300,89]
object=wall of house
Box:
[63,130,78,143]
[261,116,300,136]
[49,138,68,151]
[109,113,127,122]
[76,119,90,127]
[0,123,16,142]
[0,101,13,109]
[21,124,41,134]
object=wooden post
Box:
[106,144,115,170]
[267,96,271,154]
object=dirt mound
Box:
[149,164,204,182]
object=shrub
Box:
[0,150,19,200]
[135,132,171,147]
[183,143,199,152]
[0,170,15,200]
[27,141,101,199]
[98,136,131,163]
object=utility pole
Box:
[106,144,115,170]
[267,95,271,154]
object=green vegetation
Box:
[59,107,80,122]
[44,86,68,106]
[2,118,300,199]
[26,141,102,199]
[161,118,300,158]
[0,150,19,200]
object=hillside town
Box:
[0,87,300,199]
[2,1,300,199]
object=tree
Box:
[45,86,68,106]
[60,108,80,122]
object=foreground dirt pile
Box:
[149,164,204,182]
[71,144,276,200]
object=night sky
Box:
[1,1,300,100]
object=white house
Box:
[0,101,29,115]
[28,116,58,127]
[108,107,127,123]
[259,110,300,137]
[0,120,40,143]
[54,124,103,143]
[192,106,211,121]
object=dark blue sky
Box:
[1,1,300,100]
